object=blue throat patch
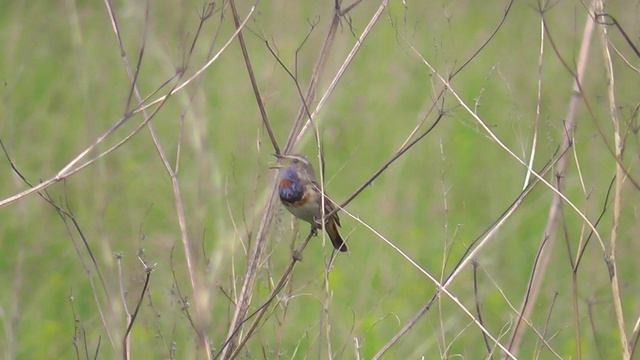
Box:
[279,167,304,203]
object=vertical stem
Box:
[597,1,629,358]
[506,3,597,354]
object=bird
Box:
[271,154,347,252]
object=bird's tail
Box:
[326,217,347,252]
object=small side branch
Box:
[122,259,153,360]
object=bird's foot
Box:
[292,249,303,262]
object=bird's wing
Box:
[311,180,341,227]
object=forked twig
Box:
[122,259,152,360]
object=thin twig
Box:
[543,10,640,192]
[102,0,216,356]
[373,149,564,358]
[0,5,255,210]
[533,292,558,360]
[122,261,152,360]
[282,6,340,154]
[336,206,519,359]
[215,231,315,360]
[472,261,493,359]
[220,2,373,356]
[597,1,630,357]
[327,111,444,220]
[116,254,132,359]
[506,3,598,352]
[587,299,606,360]
[229,0,280,156]
[560,204,582,360]
[524,14,545,188]
[411,42,605,252]
[294,0,389,146]
[0,139,117,350]
[479,266,563,360]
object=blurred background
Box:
[1,0,639,358]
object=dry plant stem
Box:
[547,13,640,192]
[595,14,640,59]
[0,140,117,350]
[68,291,82,359]
[218,188,278,359]
[169,247,198,333]
[122,265,152,360]
[371,194,528,359]
[533,292,558,360]
[610,42,640,74]
[217,231,314,360]
[373,153,563,359]
[221,1,375,356]
[0,6,255,210]
[326,103,445,220]
[472,261,493,359]
[373,9,525,354]
[228,0,280,156]
[135,6,256,114]
[571,269,582,360]
[102,1,213,356]
[632,326,640,358]
[597,1,630,357]
[524,16,545,189]
[560,197,583,360]
[587,300,607,359]
[478,265,563,360]
[283,8,339,153]
[117,255,132,360]
[411,43,604,250]
[506,4,597,354]
[294,0,389,145]
[336,206,519,360]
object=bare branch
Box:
[373,149,564,358]
[229,0,281,156]
[506,2,598,352]
[0,5,255,210]
[122,260,152,360]
[215,231,315,360]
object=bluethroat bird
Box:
[271,154,347,252]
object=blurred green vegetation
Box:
[1,0,639,358]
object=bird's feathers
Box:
[276,154,347,252]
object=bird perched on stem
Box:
[271,154,347,252]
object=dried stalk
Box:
[506,2,597,354]
[102,0,218,356]
[229,0,280,156]
[0,6,255,210]
[219,2,385,357]
[373,150,565,358]
[597,0,630,357]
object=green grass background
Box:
[1,0,639,358]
